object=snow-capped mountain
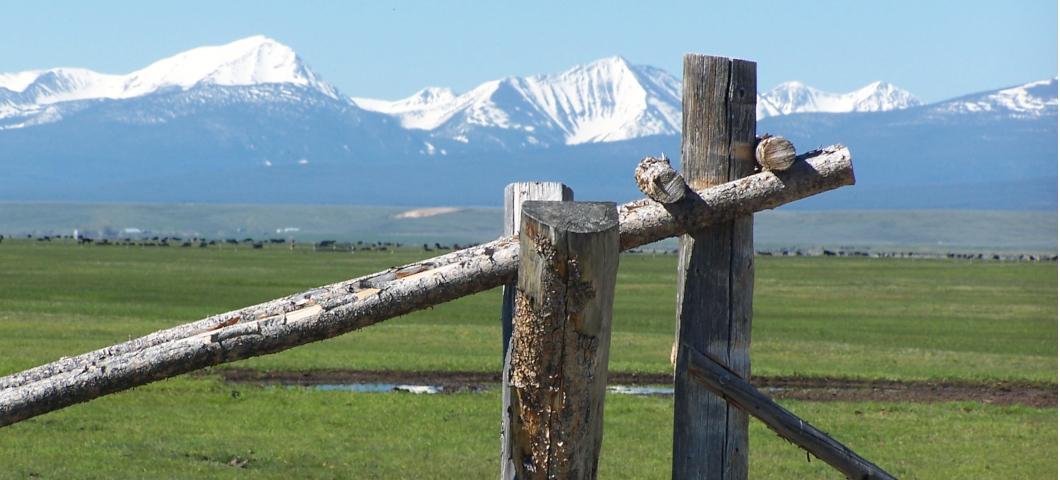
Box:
[1,36,923,140]
[0,35,1054,209]
[756,81,922,118]
[354,61,924,146]
[929,78,1058,118]
[0,36,339,128]
[355,56,681,147]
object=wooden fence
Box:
[0,54,894,479]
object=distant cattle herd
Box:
[3,234,1055,262]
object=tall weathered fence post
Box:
[500,182,572,478]
[672,54,757,479]
[503,201,619,480]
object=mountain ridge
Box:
[0,36,1054,210]
[0,36,931,139]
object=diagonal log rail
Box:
[0,146,853,428]
[680,346,897,480]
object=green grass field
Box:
[1,378,1053,479]
[0,240,1055,478]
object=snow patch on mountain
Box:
[353,87,458,130]
[757,81,922,118]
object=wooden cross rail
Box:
[681,346,897,480]
[0,146,852,428]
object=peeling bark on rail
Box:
[0,146,852,427]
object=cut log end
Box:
[521,201,620,234]
[634,156,687,204]
[755,135,797,171]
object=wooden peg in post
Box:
[635,155,687,204]
[755,135,797,172]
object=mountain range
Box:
[0,36,1055,209]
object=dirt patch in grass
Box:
[212,368,1056,407]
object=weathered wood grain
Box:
[505,201,618,480]
[500,182,571,479]
[672,53,756,480]
[755,135,797,172]
[634,156,687,204]
[0,147,853,428]
[681,346,897,480]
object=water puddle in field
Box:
[303,383,679,396]
[221,369,1057,407]
[313,383,444,394]
[607,385,674,396]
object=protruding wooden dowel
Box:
[755,135,797,171]
[635,156,687,204]
[504,201,619,480]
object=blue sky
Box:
[1,0,1055,102]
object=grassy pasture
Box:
[0,240,1053,382]
[0,240,1055,478]
[0,378,1054,479]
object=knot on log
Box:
[634,156,687,204]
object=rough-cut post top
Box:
[521,201,619,233]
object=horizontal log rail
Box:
[0,146,853,427]
[680,345,896,480]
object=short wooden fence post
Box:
[672,53,757,479]
[502,201,619,480]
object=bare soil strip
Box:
[213,368,1056,408]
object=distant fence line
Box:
[4,234,1055,262]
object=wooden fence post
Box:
[672,54,757,479]
[502,201,619,480]
[500,183,572,478]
